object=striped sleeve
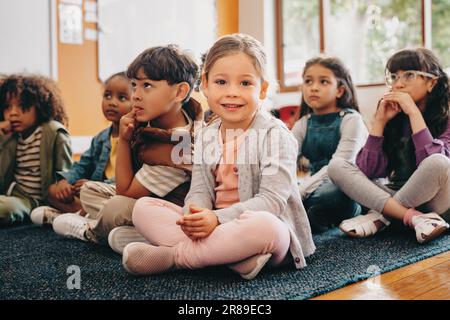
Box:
[135,164,189,197]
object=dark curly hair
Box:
[383,48,450,174]
[0,74,68,127]
[300,56,359,117]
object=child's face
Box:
[102,76,132,123]
[3,97,38,134]
[388,69,436,104]
[202,52,268,130]
[130,68,180,123]
[302,64,344,114]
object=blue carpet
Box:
[0,224,449,300]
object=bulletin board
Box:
[97,0,216,82]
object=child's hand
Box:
[119,109,137,142]
[72,179,88,197]
[374,98,401,124]
[0,120,11,135]
[55,179,75,203]
[176,205,219,239]
[382,91,420,116]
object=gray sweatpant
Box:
[328,154,450,221]
[80,181,137,241]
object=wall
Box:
[0,0,54,77]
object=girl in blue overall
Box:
[292,57,368,233]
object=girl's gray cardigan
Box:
[183,111,316,269]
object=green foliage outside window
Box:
[281,0,449,87]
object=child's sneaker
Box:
[339,210,391,238]
[412,213,449,244]
[52,213,91,242]
[108,226,149,254]
[228,253,272,280]
[30,206,62,226]
[122,243,176,275]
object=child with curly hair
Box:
[0,74,72,225]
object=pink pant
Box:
[132,197,291,270]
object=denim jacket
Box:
[58,126,114,184]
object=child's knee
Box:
[132,197,168,225]
[242,211,287,240]
[421,154,450,176]
[328,158,350,184]
[132,197,152,224]
[80,181,98,195]
[102,196,134,221]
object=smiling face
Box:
[3,96,38,135]
[202,52,268,130]
[130,68,181,123]
[102,76,132,123]
[302,64,344,115]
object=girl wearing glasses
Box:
[328,48,450,243]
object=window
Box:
[432,0,450,72]
[277,0,449,90]
[278,1,320,88]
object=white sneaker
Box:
[52,213,90,242]
[30,206,62,225]
[108,226,149,254]
[412,213,450,244]
[339,210,391,238]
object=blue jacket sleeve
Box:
[58,136,98,184]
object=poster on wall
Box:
[59,3,83,44]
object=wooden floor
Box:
[312,250,450,300]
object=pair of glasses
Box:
[385,70,438,87]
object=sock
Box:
[403,208,423,228]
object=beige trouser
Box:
[80,181,137,241]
